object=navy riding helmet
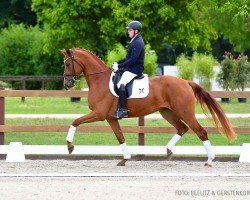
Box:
[126,21,142,32]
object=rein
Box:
[83,69,111,78]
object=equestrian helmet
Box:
[126,21,142,32]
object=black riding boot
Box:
[113,84,129,119]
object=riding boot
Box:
[113,84,129,119]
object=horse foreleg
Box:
[106,117,131,166]
[66,125,76,154]
[66,111,102,154]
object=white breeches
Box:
[117,71,137,88]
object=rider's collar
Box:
[130,33,140,43]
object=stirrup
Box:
[112,109,129,119]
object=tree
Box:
[104,0,217,50]
[0,24,44,76]
[32,0,109,57]
[0,24,63,89]
[0,0,37,28]
[200,0,250,52]
[32,0,217,55]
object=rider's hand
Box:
[112,62,118,72]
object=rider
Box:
[112,20,145,119]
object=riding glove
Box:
[112,62,119,72]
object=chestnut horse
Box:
[62,48,236,166]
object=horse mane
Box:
[73,48,108,68]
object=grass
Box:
[5,97,90,114]
[4,97,250,114]
[4,118,250,146]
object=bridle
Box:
[63,49,110,86]
[63,49,78,85]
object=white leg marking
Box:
[66,125,76,143]
[120,143,131,159]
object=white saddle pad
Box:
[109,72,149,99]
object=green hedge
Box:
[0,24,63,89]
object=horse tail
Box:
[188,81,237,142]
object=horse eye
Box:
[66,63,70,67]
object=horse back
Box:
[148,75,195,105]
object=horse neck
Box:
[78,50,108,74]
[78,50,110,89]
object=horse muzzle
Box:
[63,77,75,89]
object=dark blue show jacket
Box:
[118,34,145,76]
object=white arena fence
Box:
[0,142,250,162]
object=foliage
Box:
[31,0,108,56]
[0,24,44,76]
[217,52,236,91]
[100,0,215,50]
[217,52,250,91]
[0,81,11,88]
[144,44,158,76]
[192,53,218,89]
[106,43,127,66]
[106,43,157,76]
[176,53,218,89]
[0,0,37,28]
[31,0,217,56]
[71,79,85,90]
[0,0,248,87]
[175,54,195,80]
[0,24,63,89]
[232,54,250,91]
[200,0,250,51]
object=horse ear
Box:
[66,49,71,55]
[60,49,66,55]
[60,49,71,56]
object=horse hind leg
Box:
[159,108,189,160]
[182,116,215,166]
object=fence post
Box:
[41,79,45,90]
[138,116,145,145]
[21,80,26,102]
[0,87,5,145]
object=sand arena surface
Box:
[0,160,249,200]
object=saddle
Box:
[109,71,149,99]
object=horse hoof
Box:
[68,146,74,154]
[117,159,127,166]
[204,162,213,167]
[166,149,173,161]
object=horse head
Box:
[61,48,110,89]
[61,49,84,89]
